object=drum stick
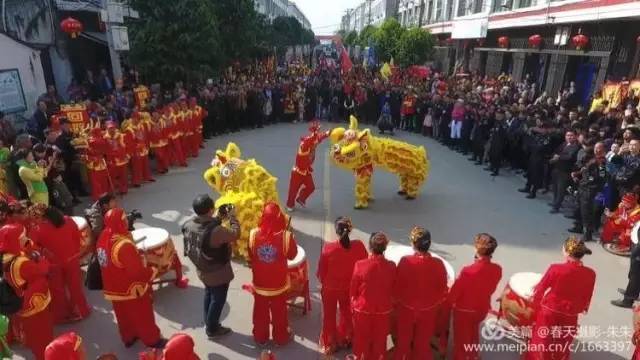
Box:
[134,235,148,244]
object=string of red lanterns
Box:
[498,36,509,48]
[528,34,542,48]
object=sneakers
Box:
[207,326,232,339]
[611,299,634,308]
[286,207,294,212]
[150,338,168,349]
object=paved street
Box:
[14,122,634,359]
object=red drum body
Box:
[287,245,311,314]
[133,228,176,279]
[72,216,92,262]
[499,272,542,328]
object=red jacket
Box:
[395,252,448,311]
[293,132,329,174]
[96,232,156,302]
[448,257,502,315]
[126,122,150,157]
[248,229,297,297]
[86,134,108,171]
[317,239,368,291]
[350,254,396,314]
[4,253,50,317]
[104,131,129,167]
[31,216,82,265]
[532,260,596,316]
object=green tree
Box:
[126,0,221,84]
[343,30,358,46]
[357,25,377,47]
[372,18,405,62]
[396,27,435,67]
[212,0,266,64]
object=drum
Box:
[72,216,92,258]
[632,221,640,246]
[499,272,542,327]
[384,245,456,286]
[133,228,176,278]
[287,245,311,314]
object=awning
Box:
[55,0,102,13]
[79,31,107,45]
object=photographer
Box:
[182,194,239,339]
[85,193,118,240]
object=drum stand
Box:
[287,280,311,315]
[488,308,531,344]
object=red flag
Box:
[340,46,353,74]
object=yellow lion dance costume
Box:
[330,116,429,209]
[203,142,282,260]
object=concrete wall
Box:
[0,33,47,121]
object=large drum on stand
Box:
[385,245,455,359]
[287,245,311,314]
[497,272,542,337]
[133,228,177,284]
[72,216,92,265]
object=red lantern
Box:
[528,34,542,48]
[60,17,83,39]
[477,38,485,47]
[571,34,589,50]
[498,36,509,48]
[636,35,640,44]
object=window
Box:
[457,0,467,17]
[474,0,484,13]
[517,0,532,8]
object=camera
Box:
[126,209,143,231]
[218,204,234,218]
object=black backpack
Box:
[0,255,23,316]
[183,217,225,272]
[84,252,103,290]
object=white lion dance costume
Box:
[203,142,282,260]
[329,116,429,209]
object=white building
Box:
[341,0,398,33]
[255,0,311,29]
[0,33,47,121]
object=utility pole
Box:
[368,0,372,25]
[102,0,123,82]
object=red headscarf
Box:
[0,223,25,255]
[44,332,83,360]
[163,333,199,360]
[104,208,129,235]
[258,202,286,237]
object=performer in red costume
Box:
[149,110,170,174]
[96,208,166,348]
[448,233,502,360]
[394,226,448,360]
[31,206,90,323]
[525,238,596,360]
[317,216,368,355]
[126,112,154,187]
[178,100,195,158]
[44,332,86,360]
[190,97,205,152]
[601,193,640,249]
[165,106,187,167]
[248,202,297,345]
[286,121,329,211]
[1,223,53,360]
[104,122,130,195]
[350,232,396,360]
[86,127,110,200]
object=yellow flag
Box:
[380,62,392,80]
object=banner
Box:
[134,85,150,109]
[59,104,89,134]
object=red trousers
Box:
[252,293,290,345]
[109,164,128,194]
[286,170,315,208]
[352,311,390,360]
[131,155,154,186]
[48,260,90,323]
[601,220,625,244]
[11,308,53,360]
[393,305,439,360]
[182,135,194,158]
[153,146,170,173]
[169,138,187,167]
[525,308,578,360]
[320,288,353,351]
[112,292,161,347]
[89,168,110,200]
[452,309,486,360]
[189,133,200,158]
